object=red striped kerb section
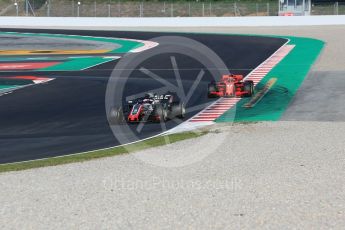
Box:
[189,44,295,122]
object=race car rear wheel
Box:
[170,103,186,119]
[108,107,124,125]
[179,103,186,119]
[243,81,254,97]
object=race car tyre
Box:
[243,81,254,97]
[170,102,186,119]
[155,105,168,122]
[178,103,186,119]
[207,84,217,98]
[108,107,124,125]
[233,84,237,97]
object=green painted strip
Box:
[40,57,117,71]
[0,31,144,53]
[243,78,277,108]
[216,36,324,122]
[0,85,23,95]
[0,85,20,90]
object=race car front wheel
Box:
[243,81,254,97]
[108,107,124,125]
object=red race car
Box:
[208,74,254,98]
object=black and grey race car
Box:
[108,93,186,124]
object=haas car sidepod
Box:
[109,93,186,124]
[208,74,254,98]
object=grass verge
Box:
[0,131,207,173]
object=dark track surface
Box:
[0,29,286,164]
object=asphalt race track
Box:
[0,29,286,164]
